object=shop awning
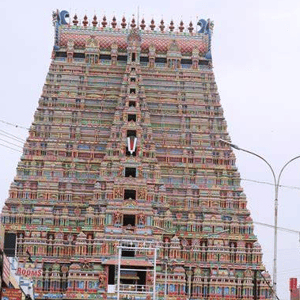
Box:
[120,274,140,280]
[102,258,153,267]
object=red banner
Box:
[1,288,22,300]
[2,253,10,286]
[290,278,298,290]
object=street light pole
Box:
[220,139,300,300]
[164,258,168,299]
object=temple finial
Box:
[73,14,78,26]
[82,15,88,27]
[169,20,174,32]
[121,16,127,28]
[188,21,194,33]
[179,20,184,32]
[140,18,146,30]
[159,19,165,32]
[150,19,155,31]
[92,15,98,27]
[131,16,136,28]
[111,16,117,28]
[102,16,107,28]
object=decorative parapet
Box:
[52,10,213,58]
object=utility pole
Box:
[253,270,257,300]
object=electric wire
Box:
[0,138,23,149]
[0,119,29,130]
[241,178,300,191]
[263,248,300,254]
[0,128,26,142]
[254,222,300,234]
[0,132,25,143]
[0,143,22,153]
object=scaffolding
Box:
[116,240,158,300]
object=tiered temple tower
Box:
[1,10,272,300]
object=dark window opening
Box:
[181,59,193,65]
[126,147,136,156]
[73,53,85,59]
[199,60,209,65]
[125,167,136,177]
[122,246,135,258]
[108,265,115,284]
[130,77,136,82]
[124,189,136,200]
[4,233,16,257]
[129,101,136,107]
[155,57,167,63]
[137,270,146,286]
[128,114,136,122]
[140,56,149,63]
[55,52,67,58]
[100,54,111,60]
[117,55,127,61]
[130,88,136,94]
[131,67,135,72]
[132,53,136,62]
[127,130,136,137]
[123,215,135,226]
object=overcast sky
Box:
[1,0,300,299]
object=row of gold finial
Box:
[71,14,196,33]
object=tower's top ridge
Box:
[52,10,213,35]
[52,10,213,58]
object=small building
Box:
[290,278,300,300]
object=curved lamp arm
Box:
[278,155,300,186]
[219,139,276,184]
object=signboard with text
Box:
[16,263,42,278]
[16,266,42,278]
[1,288,22,300]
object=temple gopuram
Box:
[1,10,272,300]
